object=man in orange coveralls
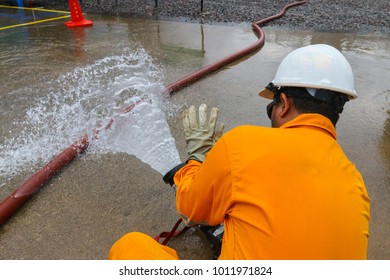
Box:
[108,44,370,260]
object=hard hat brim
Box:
[259,84,358,100]
[258,88,274,100]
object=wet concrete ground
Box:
[0,14,389,259]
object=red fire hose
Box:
[0,1,306,225]
[167,0,306,93]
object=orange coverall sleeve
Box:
[174,138,232,226]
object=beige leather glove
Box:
[182,104,224,162]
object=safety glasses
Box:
[266,92,281,119]
[266,101,276,119]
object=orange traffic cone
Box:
[65,0,93,28]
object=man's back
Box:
[175,113,370,259]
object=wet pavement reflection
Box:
[0,14,389,259]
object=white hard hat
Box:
[259,44,357,100]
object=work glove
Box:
[182,104,224,162]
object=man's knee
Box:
[108,232,179,260]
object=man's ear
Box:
[279,92,292,118]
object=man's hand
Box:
[182,104,224,162]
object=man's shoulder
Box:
[227,124,271,135]
[222,125,274,143]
